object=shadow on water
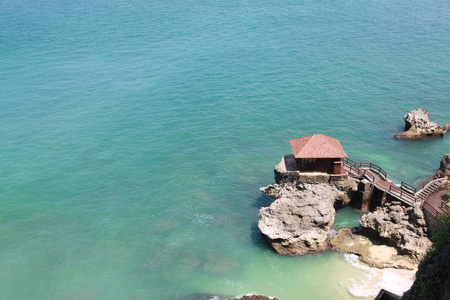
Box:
[250,193,275,250]
[250,222,270,251]
[252,193,275,210]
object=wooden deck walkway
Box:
[342,158,448,215]
[423,182,450,218]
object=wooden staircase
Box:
[342,158,446,206]
[415,178,447,201]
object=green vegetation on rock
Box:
[402,214,450,300]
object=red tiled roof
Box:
[289,134,348,158]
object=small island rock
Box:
[394,108,448,139]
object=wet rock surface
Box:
[330,227,417,270]
[359,201,432,262]
[394,108,449,139]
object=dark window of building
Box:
[301,158,316,170]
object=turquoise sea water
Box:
[1,0,449,299]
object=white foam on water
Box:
[341,254,416,298]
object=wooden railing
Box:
[425,182,450,202]
[424,201,444,218]
[388,184,417,204]
[362,169,375,182]
[416,173,445,192]
[343,158,416,195]
[343,158,388,180]
[441,202,450,215]
[342,158,450,205]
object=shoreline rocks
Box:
[359,201,432,263]
[394,108,450,139]
[330,227,417,270]
[258,183,337,255]
[258,156,357,255]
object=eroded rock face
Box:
[438,153,450,179]
[259,180,356,255]
[258,155,357,255]
[360,201,432,262]
[330,227,417,270]
[394,108,448,139]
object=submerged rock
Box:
[229,296,278,300]
[359,201,432,262]
[394,108,449,139]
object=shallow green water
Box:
[1,0,449,298]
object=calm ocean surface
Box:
[1,0,449,299]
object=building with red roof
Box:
[289,134,347,174]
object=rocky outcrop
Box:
[437,153,450,179]
[394,108,449,139]
[259,184,336,255]
[258,168,357,255]
[330,227,417,270]
[258,155,357,255]
[360,201,432,262]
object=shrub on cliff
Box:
[402,214,450,300]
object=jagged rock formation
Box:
[330,227,417,270]
[394,108,450,139]
[360,201,432,262]
[258,156,357,255]
[259,183,337,255]
[438,153,450,179]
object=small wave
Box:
[341,254,415,298]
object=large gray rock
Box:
[258,155,357,255]
[259,183,351,255]
[360,201,432,262]
[394,108,449,139]
[438,153,450,179]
